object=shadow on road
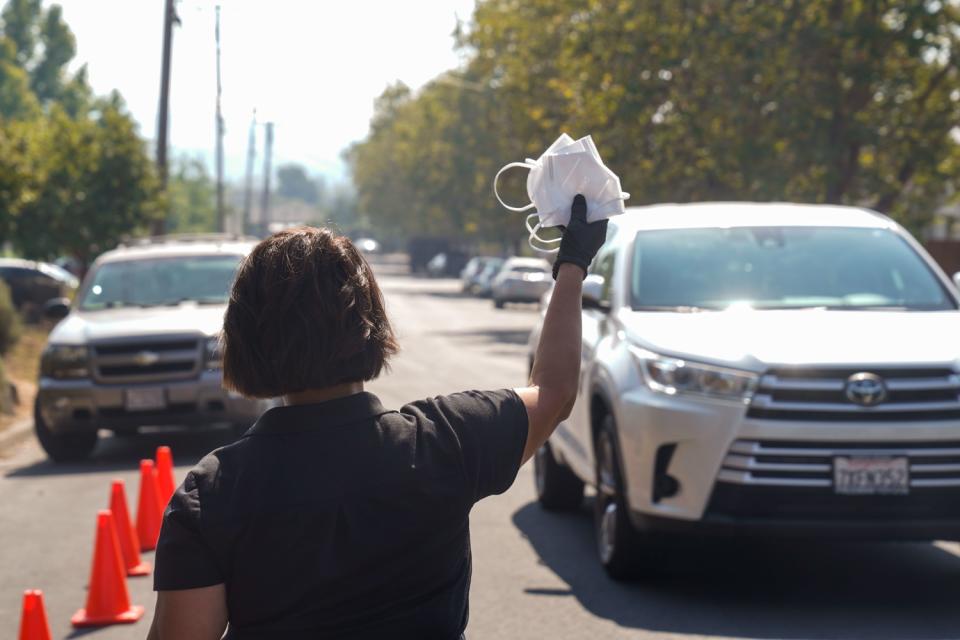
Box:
[6,427,236,478]
[513,499,960,639]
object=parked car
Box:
[426,251,470,278]
[528,202,960,579]
[35,235,275,462]
[461,256,501,293]
[472,258,505,298]
[0,258,79,319]
[354,237,380,254]
[491,257,552,308]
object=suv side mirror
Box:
[43,297,71,321]
[952,272,960,291]
[583,274,608,311]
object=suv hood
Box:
[49,305,226,345]
[622,308,960,370]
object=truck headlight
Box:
[630,347,758,403]
[204,336,223,369]
[40,345,90,379]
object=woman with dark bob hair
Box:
[147,196,607,640]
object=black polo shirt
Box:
[154,389,528,639]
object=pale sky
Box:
[55,0,475,182]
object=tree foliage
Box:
[277,163,320,205]
[0,0,161,265]
[167,157,217,234]
[350,0,960,242]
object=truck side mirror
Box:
[43,297,71,321]
[952,272,960,291]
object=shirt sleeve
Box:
[414,389,529,502]
[153,468,224,591]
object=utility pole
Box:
[242,110,257,236]
[260,122,274,235]
[154,0,178,236]
[214,5,225,233]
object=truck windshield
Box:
[79,255,244,311]
[631,227,954,311]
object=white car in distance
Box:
[491,257,552,309]
[528,202,960,579]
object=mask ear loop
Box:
[526,214,562,253]
[493,160,538,212]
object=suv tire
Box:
[534,441,584,510]
[34,403,97,462]
[594,413,650,580]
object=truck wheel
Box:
[494,298,505,309]
[34,403,97,462]
[594,413,648,580]
[534,441,584,511]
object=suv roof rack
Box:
[116,233,260,248]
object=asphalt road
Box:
[3,268,960,639]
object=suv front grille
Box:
[747,367,960,421]
[92,337,202,383]
[718,439,960,489]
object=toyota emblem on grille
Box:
[845,372,887,406]
[133,351,160,367]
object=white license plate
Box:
[834,456,909,495]
[124,388,167,412]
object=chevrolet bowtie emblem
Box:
[133,351,160,367]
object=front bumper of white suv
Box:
[616,364,960,540]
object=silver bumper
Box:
[36,369,268,434]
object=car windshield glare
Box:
[631,226,954,311]
[79,255,244,311]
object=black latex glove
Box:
[552,194,608,280]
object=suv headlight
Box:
[630,347,758,403]
[204,336,223,369]
[40,345,90,379]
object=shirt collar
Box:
[244,392,392,436]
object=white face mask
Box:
[494,133,630,252]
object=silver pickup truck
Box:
[35,236,273,462]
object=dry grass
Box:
[0,322,51,433]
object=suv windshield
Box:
[79,255,244,311]
[631,226,954,311]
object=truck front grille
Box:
[746,367,960,421]
[92,337,202,383]
[718,439,960,489]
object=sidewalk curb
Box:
[0,417,33,454]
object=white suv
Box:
[528,203,960,578]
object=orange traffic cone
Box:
[18,590,52,640]
[109,479,150,576]
[155,445,176,507]
[71,510,144,627]
[136,459,163,552]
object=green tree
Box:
[350,0,960,239]
[276,163,320,204]
[167,157,217,234]
[14,101,161,265]
[0,37,37,119]
[0,0,89,111]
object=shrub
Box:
[0,280,21,356]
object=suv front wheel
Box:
[594,413,651,580]
[34,403,98,462]
[534,441,584,510]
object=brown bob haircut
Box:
[222,227,398,398]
